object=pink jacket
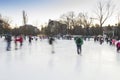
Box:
[116,42,120,48]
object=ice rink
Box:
[0,38,120,80]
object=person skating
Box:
[49,37,55,53]
[29,35,33,44]
[18,35,23,48]
[14,36,18,50]
[116,41,120,52]
[75,37,83,55]
[109,38,112,45]
[100,37,104,45]
[5,33,12,51]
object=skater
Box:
[14,36,18,50]
[94,36,97,42]
[18,35,23,48]
[109,38,112,45]
[28,35,33,44]
[35,37,38,41]
[5,33,12,51]
[112,39,116,46]
[116,41,120,52]
[99,37,104,45]
[49,37,55,53]
[75,37,83,55]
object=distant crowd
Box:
[1,33,120,54]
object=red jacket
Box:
[18,36,23,43]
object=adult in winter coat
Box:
[116,41,120,52]
[5,34,12,51]
[75,37,83,55]
[18,35,23,47]
[49,37,55,53]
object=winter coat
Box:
[116,42,120,48]
[75,37,83,45]
[6,34,12,42]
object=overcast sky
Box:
[0,0,120,27]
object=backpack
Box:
[76,38,82,45]
[49,38,54,45]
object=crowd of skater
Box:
[3,33,56,53]
[4,34,45,51]
[3,33,83,55]
[2,33,120,55]
[75,35,120,55]
[93,36,120,52]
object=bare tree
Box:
[68,11,76,29]
[0,15,12,29]
[77,12,93,27]
[3,16,12,24]
[94,0,115,27]
[116,11,120,26]
[60,11,76,34]
[60,11,75,29]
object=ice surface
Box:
[0,38,120,80]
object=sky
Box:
[0,0,120,28]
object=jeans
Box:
[7,42,11,51]
[77,45,82,54]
